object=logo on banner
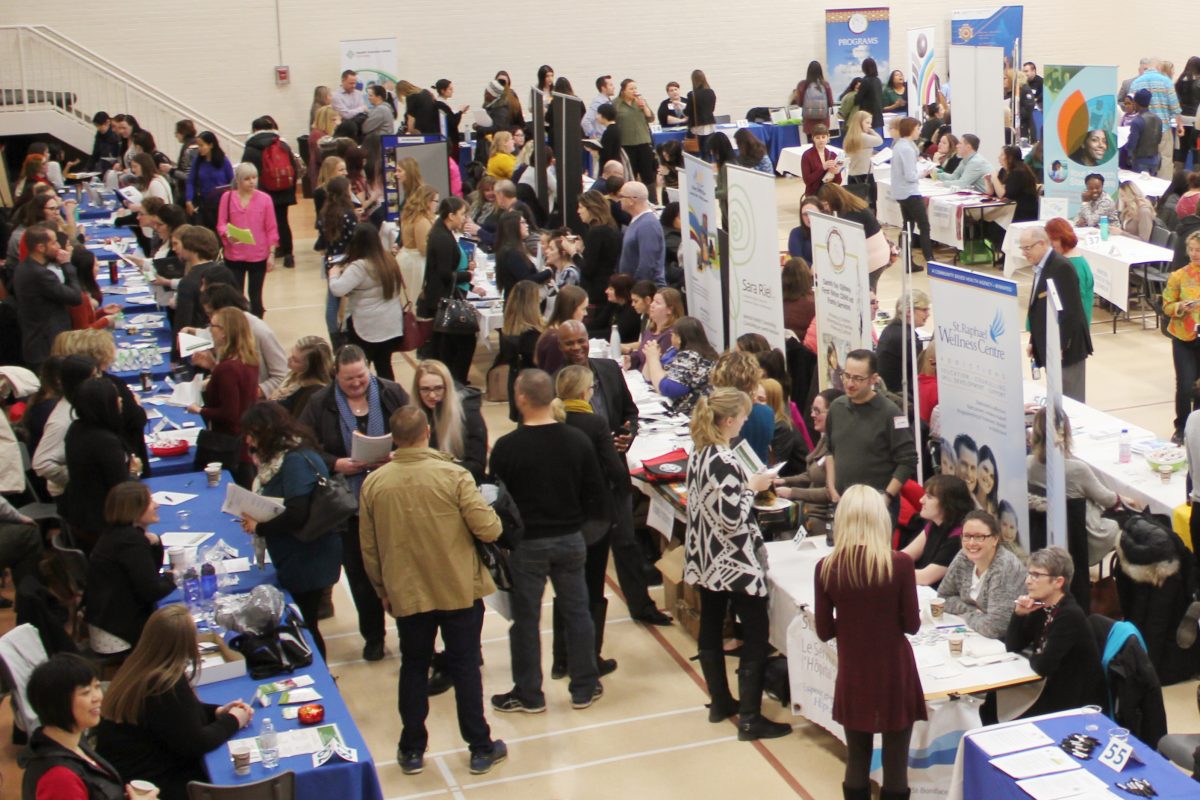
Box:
[825,228,848,273]
[989,311,1005,343]
[849,13,868,33]
[957,23,975,42]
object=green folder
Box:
[226,224,256,245]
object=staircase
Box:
[0,25,244,157]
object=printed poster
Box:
[340,38,399,87]
[810,211,872,392]
[927,263,1030,551]
[908,26,942,116]
[1042,65,1119,217]
[825,8,891,100]
[726,165,784,351]
[950,6,1024,70]
[680,154,725,351]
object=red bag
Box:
[259,140,296,193]
[641,448,689,483]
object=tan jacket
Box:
[359,447,501,617]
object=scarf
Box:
[334,377,385,494]
[562,399,593,415]
[252,450,288,493]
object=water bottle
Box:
[1118,429,1131,464]
[1099,216,1109,241]
[182,566,202,610]
[258,718,280,769]
[253,534,267,571]
[114,310,125,330]
[609,324,621,360]
[200,561,217,600]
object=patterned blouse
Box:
[684,445,767,596]
[1164,264,1200,342]
[661,350,713,416]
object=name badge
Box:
[894,416,910,429]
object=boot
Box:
[697,649,738,722]
[736,661,792,741]
[318,586,335,620]
[843,785,871,800]
[550,600,568,680]
[879,789,910,800]
[591,599,618,676]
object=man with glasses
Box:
[1005,546,1105,718]
[824,349,917,523]
[1021,226,1092,402]
[617,182,666,287]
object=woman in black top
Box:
[855,58,885,130]
[587,273,642,344]
[900,474,974,587]
[60,378,137,550]
[685,69,717,157]
[417,197,478,384]
[1175,57,1200,164]
[409,359,488,483]
[577,190,622,306]
[494,210,551,298]
[983,145,1040,263]
[499,280,544,421]
[96,606,253,800]
[84,483,177,656]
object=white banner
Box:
[1044,280,1067,547]
[680,154,725,351]
[340,38,399,86]
[726,165,784,351]
[810,211,872,392]
[908,27,941,115]
[927,263,1030,551]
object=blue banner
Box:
[1042,65,1119,217]
[950,6,1024,70]
[825,8,891,100]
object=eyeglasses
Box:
[962,533,995,543]
[617,194,637,201]
[1026,570,1054,580]
[841,373,871,384]
[1018,243,1043,252]
[418,385,446,395]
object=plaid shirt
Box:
[1130,69,1182,123]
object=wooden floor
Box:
[2,180,1198,799]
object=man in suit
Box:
[1022,226,1092,401]
[558,320,673,625]
[617,182,666,286]
[13,225,80,370]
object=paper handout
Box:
[350,431,393,464]
[163,376,205,408]
[225,224,256,245]
[179,330,213,357]
[221,482,285,524]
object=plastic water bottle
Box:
[182,566,202,610]
[253,534,267,571]
[1118,429,1131,464]
[258,718,280,769]
[609,324,621,360]
[1100,217,1109,241]
[200,561,217,600]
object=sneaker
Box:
[491,690,546,714]
[598,657,618,677]
[469,740,508,775]
[571,683,604,709]
[362,640,386,662]
[398,748,424,775]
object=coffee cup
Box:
[948,633,964,657]
[167,546,188,573]
[231,744,252,776]
[929,597,945,619]
[205,462,222,487]
[129,779,158,797]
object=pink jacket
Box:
[217,189,279,262]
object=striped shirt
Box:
[1130,69,1182,122]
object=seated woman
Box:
[1118,180,1157,242]
[900,473,974,587]
[777,389,843,541]
[96,606,253,800]
[626,287,684,371]
[787,197,826,264]
[641,315,717,416]
[734,128,774,175]
[587,273,642,345]
[936,510,1025,638]
[542,227,582,289]
[409,360,487,483]
[711,350,772,463]
[494,210,551,298]
[760,378,805,477]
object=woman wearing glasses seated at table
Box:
[408,359,487,484]
[935,510,1026,639]
[775,388,843,542]
[95,606,254,800]
[899,473,975,587]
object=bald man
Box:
[1022,227,1091,401]
[617,182,665,287]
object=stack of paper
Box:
[350,431,393,463]
[990,745,1081,779]
[164,377,204,408]
[179,330,214,357]
[221,483,285,523]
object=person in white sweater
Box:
[327,222,405,381]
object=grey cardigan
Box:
[936,545,1026,639]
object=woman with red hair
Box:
[1045,218,1095,324]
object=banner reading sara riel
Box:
[927,263,1030,552]
[680,153,725,351]
[1042,65,1119,217]
[810,211,872,392]
[725,165,784,351]
[825,8,891,100]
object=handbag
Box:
[683,136,701,154]
[292,452,358,543]
[397,271,432,352]
[434,290,480,335]
[229,608,314,680]
[193,429,240,472]
[1091,551,1122,619]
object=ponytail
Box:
[690,387,750,449]
[550,398,567,423]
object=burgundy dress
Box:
[814,550,927,732]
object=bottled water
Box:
[1118,429,1131,464]
[182,566,202,610]
[258,718,280,769]
[609,325,621,360]
[200,560,217,600]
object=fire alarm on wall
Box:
[274,66,290,85]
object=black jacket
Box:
[876,319,923,396]
[495,248,551,299]
[1088,615,1168,748]
[501,328,540,422]
[565,410,632,497]
[84,524,175,647]
[59,423,129,536]
[13,258,81,367]
[1006,593,1107,718]
[856,76,885,129]
[298,378,410,472]
[425,384,488,483]
[20,727,125,800]
[89,127,122,172]
[240,131,298,207]
[1027,250,1093,368]
[589,356,638,436]
[587,301,641,345]
[95,677,240,800]
[108,373,150,477]
[686,88,717,128]
[173,260,221,330]
[581,223,622,305]
[417,220,466,318]
[406,89,441,135]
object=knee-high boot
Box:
[696,649,738,722]
[736,661,792,741]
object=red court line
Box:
[605,575,816,800]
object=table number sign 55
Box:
[1098,736,1134,773]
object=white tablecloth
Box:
[876,173,1014,250]
[1119,168,1171,199]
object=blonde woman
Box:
[1117,180,1156,241]
[396,156,423,211]
[399,184,438,297]
[843,110,883,203]
[499,280,545,421]
[486,131,517,179]
[685,387,791,741]
[310,85,340,136]
[216,162,278,317]
[187,307,260,486]
[270,335,333,418]
[313,155,347,216]
[761,377,804,475]
[711,350,773,462]
[814,485,924,800]
[408,359,487,483]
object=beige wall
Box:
[2,3,1195,148]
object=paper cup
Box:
[205,463,222,487]
[167,546,188,572]
[129,780,158,797]
[929,598,945,619]
[231,745,252,776]
[1160,465,1174,484]
[948,633,964,657]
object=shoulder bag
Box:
[291,451,358,542]
[397,268,432,352]
[434,288,480,335]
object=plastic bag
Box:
[213,584,285,635]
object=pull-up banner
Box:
[825,8,891,100]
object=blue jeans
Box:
[509,533,597,702]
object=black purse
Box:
[229,608,314,680]
[434,290,480,335]
[193,429,240,472]
[292,452,358,543]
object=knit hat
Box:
[1134,88,1153,108]
[486,79,504,98]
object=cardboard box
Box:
[195,632,246,686]
[655,546,702,641]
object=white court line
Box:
[261,303,324,312]
[388,789,448,800]
[433,756,466,800]
[324,601,560,641]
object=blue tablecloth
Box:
[961,711,1197,798]
[65,188,116,221]
[140,396,204,477]
[651,122,804,169]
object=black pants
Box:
[898,195,934,261]
[433,330,476,385]
[341,517,385,647]
[1173,336,1200,434]
[349,321,402,381]
[292,587,327,659]
[273,203,294,257]
[609,492,656,617]
[697,587,769,661]
[623,143,658,204]
[583,534,611,602]
[397,601,493,755]
[227,259,267,318]
[1176,126,1197,165]
[982,220,1008,264]
[845,727,913,792]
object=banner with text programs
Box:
[726,165,784,351]
[810,211,872,392]
[680,154,725,351]
[927,262,1030,551]
[825,8,891,100]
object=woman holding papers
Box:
[815,485,924,800]
[96,606,253,800]
[217,162,279,319]
[84,482,177,656]
[238,402,344,658]
[936,510,1026,639]
[408,360,487,483]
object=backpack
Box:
[802,82,829,121]
[260,139,296,193]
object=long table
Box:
[876,171,1015,252]
[651,121,803,170]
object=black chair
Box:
[17,442,59,526]
[1158,684,1200,780]
[1027,492,1091,612]
[187,770,295,800]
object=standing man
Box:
[359,407,507,777]
[583,75,617,139]
[333,70,367,121]
[490,370,607,713]
[13,226,80,371]
[824,349,918,522]
[1118,58,1152,108]
[1020,227,1092,402]
[88,112,121,172]
[1019,62,1044,142]
[1130,58,1184,178]
[171,225,223,329]
[557,320,673,626]
[617,182,666,287]
[1121,89,1164,175]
